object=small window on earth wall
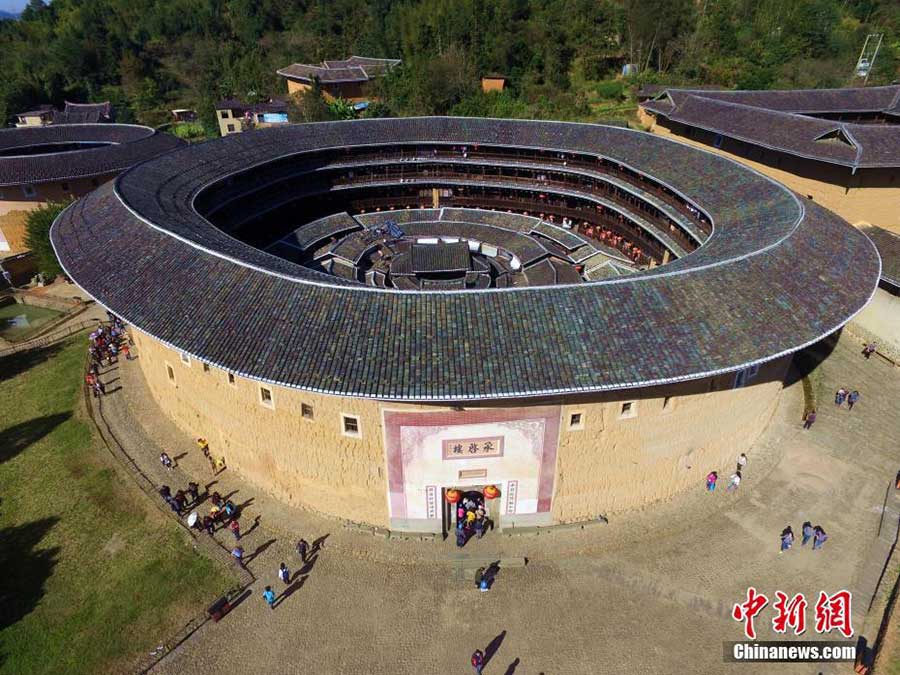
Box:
[302,404,314,420]
[342,414,361,437]
[259,386,274,408]
[227,372,236,386]
[166,363,175,383]
[619,401,637,419]
[568,412,585,430]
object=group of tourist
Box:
[456,494,492,547]
[577,222,645,263]
[780,522,828,553]
[705,453,748,494]
[834,387,861,410]
[158,481,200,515]
[85,316,132,397]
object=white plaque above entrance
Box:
[442,437,504,460]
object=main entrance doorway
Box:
[441,487,501,544]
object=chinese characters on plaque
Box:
[442,437,504,460]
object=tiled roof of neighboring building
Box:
[17,104,55,117]
[278,56,400,84]
[642,85,900,168]
[50,118,880,401]
[0,124,184,187]
[860,225,900,288]
[53,100,113,124]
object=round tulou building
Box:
[51,118,880,533]
[0,122,184,284]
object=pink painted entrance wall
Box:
[383,406,561,521]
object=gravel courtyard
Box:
[95,331,899,674]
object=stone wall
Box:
[132,330,788,529]
[638,108,900,234]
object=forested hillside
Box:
[1,0,898,131]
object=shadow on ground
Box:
[0,413,72,465]
[0,517,61,638]
[0,342,67,384]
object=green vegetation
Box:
[0,335,234,675]
[23,201,70,281]
[170,121,206,141]
[1,0,897,129]
[0,302,62,341]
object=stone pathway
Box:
[94,332,899,674]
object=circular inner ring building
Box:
[51,118,880,532]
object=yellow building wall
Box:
[286,80,311,97]
[1,175,114,255]
[133,330,788,529]
[638,108,900,234]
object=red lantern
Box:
[484,485,500,500]
[446,489,461,504]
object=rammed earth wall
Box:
[133,331,789,529]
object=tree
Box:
[24,201,71,280]
[287,80,336,123]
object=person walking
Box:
[779,526,794,554]
[173,490,186,514]
[229,518,241,540]
[278,562,290,585]
[159,452,174,471]
[471,649,485,675]
[737,453,748,474]
[726,471,742,493]
[706,471,718,492]
[203,516,215,536]
[296,538,309,563]
[186,481,199,505]
[801,521,814,546]
[803,409,817,430]
[813,526,828,551]
[231,546,245,568]
[863,342,877,359]
[848,390,860,411]
[263,586,276,610]
[835,388,847,406]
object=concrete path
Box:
[95,332,900,674]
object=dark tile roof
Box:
[663,85,900,113]
[17,104,55,117]
[0,124,184,186]
[642,86,900,168]
[53,101,112,124]
[410,242,470,273]
[50,118,879,401]
[278,56,400,84]
[860,225,900,288]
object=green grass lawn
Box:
[0,303,63,342]
[0,335,235,674]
